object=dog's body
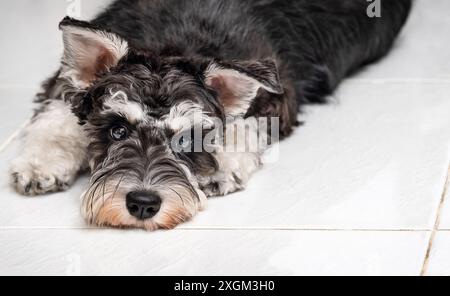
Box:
[10,0,411,230]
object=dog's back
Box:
[93,0,411,105]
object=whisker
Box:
[166,187,185,207]
[112,172,126,201]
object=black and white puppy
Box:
[9,0,412,230]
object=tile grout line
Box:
[0,120,29,154]
[420,164,450,276]
[179,228,430,232]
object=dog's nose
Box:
[126,191,161,220]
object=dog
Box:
[9,0,412,230]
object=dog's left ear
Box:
[59,17,129,88]
[204,59,284,117]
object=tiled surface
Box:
[0,0,449,275]
[437,174,450,230]
[0,230,430,276]
[184,82,450,230]
[0,88,34,145]
[424,232,450,276]
[0,0,112,88]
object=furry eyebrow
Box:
[102,91,146,124]
[161,102,215,133]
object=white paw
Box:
[201,171,246,197]
[10,159,77,196]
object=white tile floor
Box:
[0,0,449,276]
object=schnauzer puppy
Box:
[10,0,411,230]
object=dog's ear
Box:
[204,59,284,117]
[59,17,128,88]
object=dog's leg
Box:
[10,100,88,196]
[199,117,266,197]
[200,151,261,197]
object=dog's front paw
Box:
[10,160,75,196]
[201,172,246,197]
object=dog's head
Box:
[58,17,283,230]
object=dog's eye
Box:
[178,135,191,150]
[110,125,128,141]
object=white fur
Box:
[199,117,264,196]
[163,101,214,132]
[10,101,88,195]
[103,91,146,123]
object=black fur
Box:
[41,0,413,136]
[91,0,411,105]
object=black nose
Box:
[126,191,161,220]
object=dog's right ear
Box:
[59,17,128,89]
